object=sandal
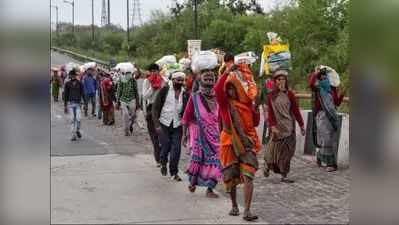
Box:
[228,207,240,216]
[188,185,196,193]
[281,177,295,183]
[206,190,219,198]
[263,167,270,178]
[243,211,258,221]
[325,166,337,172]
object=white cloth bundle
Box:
[115,62,136,73]
[156,55,177,67]
[178,58,191,71]
[234,51,258,65]
[65,62,81,74]
[319,65,341,87]
[191,51,218,74]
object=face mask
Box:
[173,83,183,89]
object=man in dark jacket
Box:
[64,69,85,141]
[82,67,97,117]
[152,71,189,181]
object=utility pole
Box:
[127,0,130,55]
[63,0,74,34]
[193,0,198,39]
[108,0,111,25]
[51,5,59,38]
[92,0,95,44]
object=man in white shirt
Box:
[151,71,188,181]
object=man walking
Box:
[82,67,97,117]
[117,71,140,136]
[142,64,166,167]
[152,71,188,181]
[63,69,85,141]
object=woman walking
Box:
[264,70,305,183]
[182,69,222,198]
[309,67,344,172]
[214,53,260,221]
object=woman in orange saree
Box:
[214,53,260,221]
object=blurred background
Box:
[0,0,398,224]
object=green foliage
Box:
[53,0,349,92]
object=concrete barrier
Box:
[258,110,350,168]
[51,47,110,69]
[296,110,349,167]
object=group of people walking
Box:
[51,51,345,221]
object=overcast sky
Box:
[48,0,279,29]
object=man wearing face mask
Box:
[152,71,189,181]
[142,63,166,167]
[117,70,140,136]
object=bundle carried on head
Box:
[114,62,136,74]
[260,32,292,76]
[190,50,218,74]
[318,65,341,87]
[64,62,81,75]
[234,51,258,65]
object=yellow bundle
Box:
[260,43,289,76]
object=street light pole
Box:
[108,0,111,25]
[63,0,75,34]
[51,5,59,38]
[127,0,130,55]
[92,0,95,44]
[194,0,198,39]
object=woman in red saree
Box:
[214,53,260,221]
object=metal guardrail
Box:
[51,46,110,69]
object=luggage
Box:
[268,51,291,73]
[234,51,258,65]
[114,62,136,73]
[191,51,218,74]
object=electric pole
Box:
[51,5,59,38]
[127,0,130,55]
[63,0,74,34]
[108,0,111,25]
[194,0,198,39]
[92,0,95,44]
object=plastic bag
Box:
[234,51,258,65]
[191,51,218,74]
[156,55,177,67]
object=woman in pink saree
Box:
[182,70,222,198]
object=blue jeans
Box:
[84,93,96,115]
[68,102,81,136]
[159,123,182,176]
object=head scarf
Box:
[198,70,216,97]
[171,71,185,79]
[147,72,163,90]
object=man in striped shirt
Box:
[117,71,140,136]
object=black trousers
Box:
[159,123,182,176]
[145,104,161,163]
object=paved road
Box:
[51,51,349,224]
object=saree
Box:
[217,68,261,193]
[316,83,340,166]
[265,91,296,176]
[183,93,222,189]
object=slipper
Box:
[188,185,196,193]
[228,207,240,216]
[243,211,258,221]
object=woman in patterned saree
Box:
[182,69,222,198]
